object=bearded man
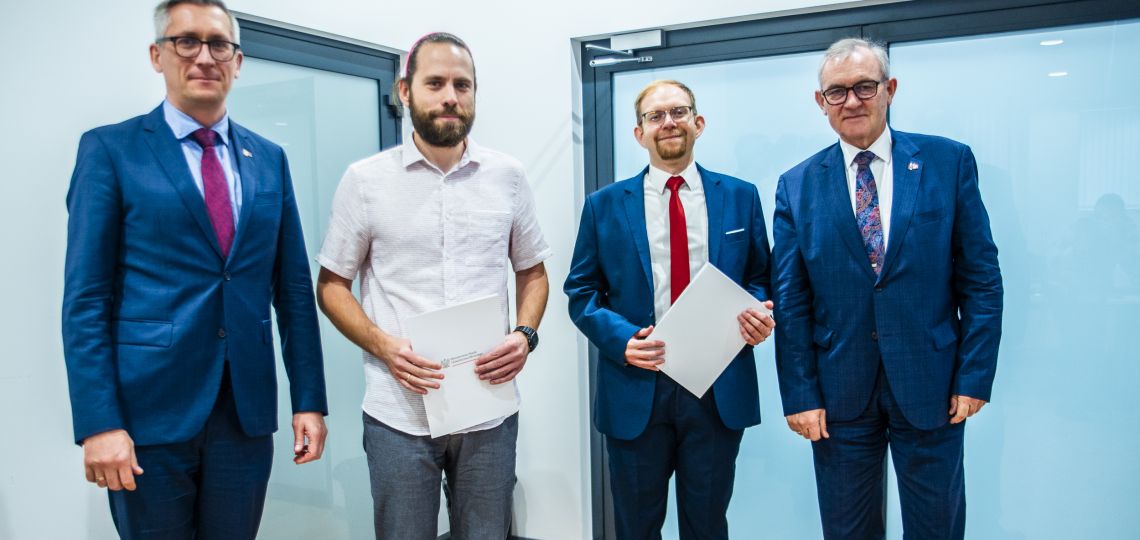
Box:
[564,79,774,539]
[314,32,550,539]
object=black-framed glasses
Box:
[156,36,241,62]
[640,106,694,125]
[821,80,884,105]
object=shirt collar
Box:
[839,128,892,168]
[163,99,231,147]
[645,159,702,195]
[401,133,480,173]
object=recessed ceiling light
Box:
[1048,71,1069,77]
[1040,39,1064,46]
[275,121,289,127]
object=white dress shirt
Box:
[318,138,552,436]
[643,160,709,321]
[840,129,894,250]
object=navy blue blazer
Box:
[565,164,771,440]
[62,105,327,446]
[772,129,1002,430]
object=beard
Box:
[408,92,475,148]
[654,132,690,160]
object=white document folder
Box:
[404,295,520,438]
[650,264,771,398]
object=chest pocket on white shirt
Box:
[459,210,511,267]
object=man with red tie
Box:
[565,79,774,539]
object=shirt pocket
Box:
[458,210,511,267]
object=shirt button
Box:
[218,328,227,339]
[871,331,878,341]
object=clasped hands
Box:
[624,302,775,371]
[377,331,529,395]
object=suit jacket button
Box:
[871,331,878,341]
[874,287,883,293]
[218,328,227,339]
[224,272,232,281]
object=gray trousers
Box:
[363,412,517,540]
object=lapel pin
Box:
[908,161,919,171]
[242,149,253,158]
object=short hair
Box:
[153,0,240,44]
[634,79,697,125]
[401,32,476,87]
[818,38,890,86]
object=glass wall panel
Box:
[229,57,382,539]
[613,53,838,539]
[890,19,1140,540]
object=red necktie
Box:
[666,175,690,303]
[190,128,235,257]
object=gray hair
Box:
[153,0,240,44]
[818,38,889,86]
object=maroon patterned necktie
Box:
[190,128,235,257]
[666,175,690,303]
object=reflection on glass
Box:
[229,57,381,539]
[891,19,1140,540]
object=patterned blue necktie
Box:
[853,150,884,274]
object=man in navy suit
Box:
[565,80,774,539]
[62,1,328,537]
[773,38,1003,539]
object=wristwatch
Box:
[513,325,539,352]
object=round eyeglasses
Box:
[156,36,241,62]
[821,80,884,105]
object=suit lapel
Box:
[879,130,921,279]
[141,107,224,260]
[820,145,875,280]
[228,122,258,263]
[697,163,725,265]
[622,168,654,293]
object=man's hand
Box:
[475,331,529,384]
[738,301,776,346]
[291,412,327,464]
[83,429,144,491]
[374,334,443,395]
[786,408,829,442]
[625,326,665,371]
[949,394,987,424]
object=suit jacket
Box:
[772,129,1002,430]
[565,163,771,440]
[62,105,327,446]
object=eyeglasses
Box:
[640,106,694,125]
[156,36,241,62]
[821,80,884,105]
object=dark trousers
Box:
[813,368,966,540]
[606,373,744,540]
[108,366,273,540]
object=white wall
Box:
[0,1,875,538]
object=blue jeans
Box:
[363,412,517,540]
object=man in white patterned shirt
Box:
[315,33,550,539]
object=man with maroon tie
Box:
[565,79,774,539]
[62,1,327,537]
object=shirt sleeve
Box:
[316,165,370,279]
[507,167,552,271]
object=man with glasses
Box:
[62,1,328,537]
[565,80,774,539]
[773,38,1003,538]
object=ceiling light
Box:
[1040,39,1064,46]
[1047,71,1068,77]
